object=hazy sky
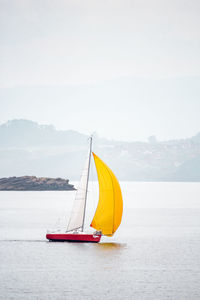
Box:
[0,0,200,141]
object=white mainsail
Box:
[66,138,92,232]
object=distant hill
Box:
[0,119,88,147]
[0,119,200,181]
[167,156,200,182]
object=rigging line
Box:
[81,135,93,231]
[91,158,98,214]
[89,156,97,223]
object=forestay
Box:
[66,150,91,232]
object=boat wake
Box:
[0,239,47,243]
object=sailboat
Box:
[46,136,123,243]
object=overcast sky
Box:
[0,0,200,141]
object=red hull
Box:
[46,233,101,243]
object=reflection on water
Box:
[97,242,127,250]
[92,242,127,258]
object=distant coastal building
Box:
[148,135,157,144]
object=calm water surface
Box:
[0,182,200,300]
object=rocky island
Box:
[0,176,75,191]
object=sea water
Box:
[0,182,200,300]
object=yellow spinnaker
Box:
[90,152,123,236]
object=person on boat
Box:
[94,231,102,236]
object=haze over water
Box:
[0,182,200,300]
[1,1,200,142]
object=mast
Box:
[81,135,92,231]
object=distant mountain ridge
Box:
[0,119,88,147]
[0,119,200,181]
